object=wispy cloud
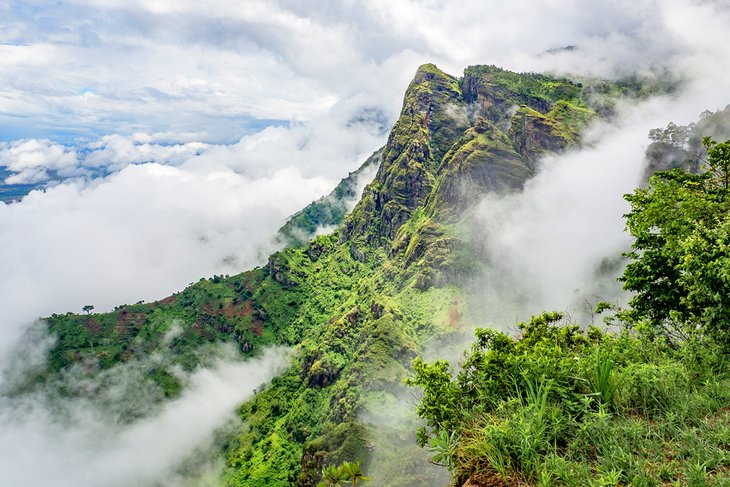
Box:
[0,342,290,487]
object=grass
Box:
[410,313,730,486]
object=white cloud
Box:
[468,102,659,325]
[464,0,730,328]
[82,134,210,170]
[0,0,712,143]
[0,162,333,360]
[0,344,290,487]
[0,139,80,183]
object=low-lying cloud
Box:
[467,102,661,327]
[463,0,730,329]
[0,162,336,358]
[0,343,290,487]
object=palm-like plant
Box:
[317,462,370,487]
[340,461,370,486]
[317,464,348,487]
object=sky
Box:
[1,0,730,485]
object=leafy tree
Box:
[82,304,94,314]
[703,137,730,192]
[648,121,694,148]
[621,137,730,346]
[406,357,462,446]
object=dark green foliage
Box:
[149,367,183,398]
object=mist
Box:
[465,102,657,327]
[0,342,290,487]
[464,4,730,329]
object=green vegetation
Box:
[409,313,730,486]
[623,137,730,347]
[44,268,280,375]
[461,65,585,114]
[25,63,680,486]
[317,461,370,487]
[278,149,383,247]
[222,234,465,486]
[409,139,730,486]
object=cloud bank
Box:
[0,344,290,487]
[463,0,730,329]
[0,0,725,143]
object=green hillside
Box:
[18,64,729,486]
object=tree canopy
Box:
[622,138,730,346]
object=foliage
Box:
[409,313,730,485]
[649,121,694,148]
[318,464,349,487]
[317,461,370,487]
[426,430,459,473]
[621,138,730,347]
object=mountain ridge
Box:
[22,63,661,486]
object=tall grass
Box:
[411,315,730,486]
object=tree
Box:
[82,305,94,314]
[703,137,730,192]
[621,138,730,347]
[339,462,370,486]
[648,121,694,148]
[317,465,348,487]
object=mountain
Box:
[17,63,660,486]
[277,148,382,248]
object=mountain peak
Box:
[341,64,597,254]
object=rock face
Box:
[342,64,470,243]
[342,64,595,250]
